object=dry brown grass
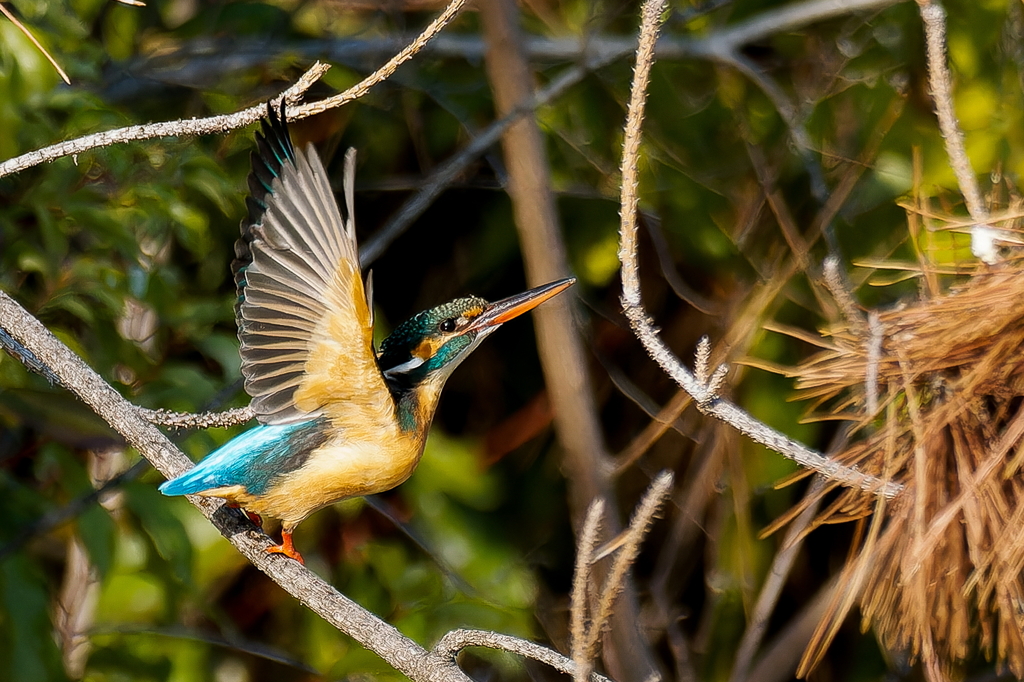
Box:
[776,213,1024,679]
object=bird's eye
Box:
[439,318,457,333]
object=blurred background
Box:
[0,0,1020,680]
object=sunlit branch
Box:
[616,0,904,499]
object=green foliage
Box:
[0,554,68,681]
[2,0,1022,680]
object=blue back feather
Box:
[159,419,328,496]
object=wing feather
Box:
[235,107,394,430]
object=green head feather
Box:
[378,296,490,390]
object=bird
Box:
[159,103,574,564]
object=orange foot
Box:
[266,530,304,565]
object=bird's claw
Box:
[226,502,263,528]
[266,531,304,565]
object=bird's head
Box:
[377,278,575,394]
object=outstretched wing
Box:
[233,104,394,432]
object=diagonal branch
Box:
[0,290,472,682]
[360,50,620,266]
[0,0,467,179]
[0,62,327,179]
[0,2,70,84]
[479,0,661,679]
[616,0,904,499]
[0,289,625,682]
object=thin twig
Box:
[139,406,254,429]
[0,2,70,84]
[434,630,613,682]
[361,50,621,266]
[294,0,466,118]
[0,0,467,179]
[617,0,666,299]
[916,0,984,222]
[583,472,674,663]
[0,291,473,682]
[0,62,327,179]
[570,500,605,682]
[615,0,903,498]
[3,0,903,182]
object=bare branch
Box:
[585,471,674,661]
[618,0,666,300]
[916,0,984,222]
[571,500,605,682]
[0,0,467,179]
[434,630,613,682]
[616,0,904,499]
[139,406,254,429]
[0,62,327,179]
[292,0,466,118]
[0,290,472,682]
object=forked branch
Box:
[429,470,676,682]
[569,472,675,681]
[0,283,673,682]
[615,0,903,499]
[0,0,467,179]
[0,290,475,682]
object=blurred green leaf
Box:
[79,502,117,578]
[0,554,67,682]
[124,483,193,585]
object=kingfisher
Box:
[159,103,573,564]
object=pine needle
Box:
[0,3,70,85]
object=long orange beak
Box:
[467,278,575,332]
